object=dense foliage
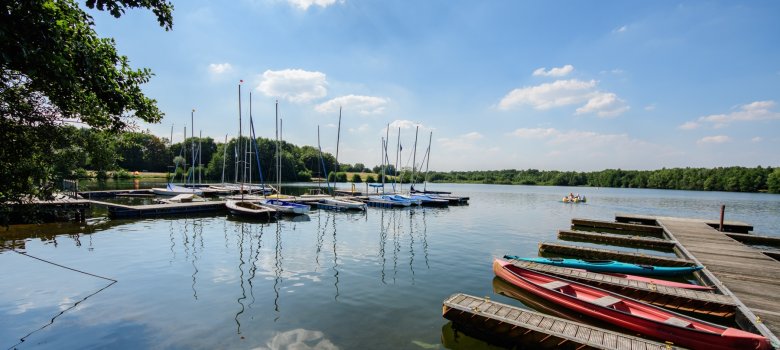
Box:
[424,167,780,193]
[1,0,173,209]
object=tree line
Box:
[424,167,780,193]
[48,126,780,194]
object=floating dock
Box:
[557,229,677,251]
[571,218,665,238]
[90,200,226,218]
[538,242,696,267]
[443,293,685,350]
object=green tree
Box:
[768,168,780,194]
[351,173,362,183]
[1,0,173,209]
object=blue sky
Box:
[88,0,780,171]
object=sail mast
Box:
[238,81,243,198]
[191,108,195,185]
[333,106,342,195]
[395,127,401,193]
[411,125,419,187]
[423,131,433,192]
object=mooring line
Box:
[11,250,117,282]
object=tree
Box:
[351,173,362,183]
[768,168,780,194]
[1,0,173,208]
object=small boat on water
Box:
[225,199,277,220]
[407,194,449,207]
[152,183,204,196]
[155,193,206,204]
[562,195,586,203]
[368,195,412,207]
[260,199,310,215]
[506,256,703,277]
[493,258,770,350]
[317,197,367,211]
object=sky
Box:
[86,0,780,171]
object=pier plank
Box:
[538,242,695,266]
[442,293,685,350]
[656,217,780,345]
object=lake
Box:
[2,184,779,349]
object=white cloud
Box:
[287,0,341,10]
[510,128,558,138]
[614,25,628,33]
[644,104,656,111]
[532,64,574,77]
[575,92,629,118]
[438,132,484,152]
[315,95,388,115]
[697,135,731,145]
[678,121,699,130]
[256,69,328,103]
[498,78,629,117]
[208,63,232,74]
[498,79,596,110]
[698,100,780,125]
[751,136,763,143]
[348,124,369,133]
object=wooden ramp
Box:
[655,217,780,346]
[509,260,735,317]
[539,242,696,267]
[443,293,685,350]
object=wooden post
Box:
[719,205,725,232]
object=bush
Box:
[365,174,376,183]
[351,173,362,183]
[113,169,132,179]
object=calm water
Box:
[2,184,779,349]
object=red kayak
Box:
[494,258,769,350]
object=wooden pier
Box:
[443,293,684,350]
[557,229,677,251]
[572,218,664,238]
[90,200,226,218]
[649,215,780,346]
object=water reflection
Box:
[235,221,247,334]
[256,328,338,350]
[273,221,283,322]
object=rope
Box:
[12,250,117,282]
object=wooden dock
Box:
[538,242,696,267]
[90,200,226,218]
[557,229,677,251]
[510,260,735,317]
[443,293,685,350]
[648,215,780,346]
[572,218,665,238]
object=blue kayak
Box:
[504,256,703,277]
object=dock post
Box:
[719,204,725,232]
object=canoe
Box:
[260,199,310,215]
[600,271,713,290]
[493,258,769,350]
[506,256,702,277]
[225,200,277,220]
[562,196,586,203]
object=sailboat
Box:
[153,120,204,196]
[259,101,310,215]
[316,107,366,211]
[225,82,277,220]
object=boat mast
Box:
[221,134,227,184]
[238,80,243,199]
[191,108,195,186]
[274,100,279,196]
[183,125,187,184]
[198,130,202,184]
[279,117,283,195]
[423,131,432,192]
[410,125,419,187]
[394,127,401,193]
[333,106,342,196]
